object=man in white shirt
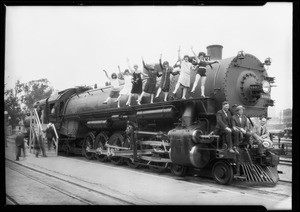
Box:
[252,117,273,155]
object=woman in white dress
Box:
[172,46,194,99]
[103,69,121,104]
[115,67,133,107]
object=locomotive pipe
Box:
[136,107,176,120]
[181,102,195,127]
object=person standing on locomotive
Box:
[155,54,177,102]
[190,46,219,97]
[126,58,147,106]
[214,101,235,153]
[115,66,133,108]
[103,69,121,104]
[137,57,160,105]
[232,105,252,148]
[172,46,194,99]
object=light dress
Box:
[177,60,192,87]
[109,79,121,98]
[119,75,133,95]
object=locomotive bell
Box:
[237,50,245,59]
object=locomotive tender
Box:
[33,45,280,185]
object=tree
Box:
[18,78,53,110]
[4,78,53,127]
[4,89,24,128]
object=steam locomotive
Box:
[31,45,280,185]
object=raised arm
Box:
[103,69,110,80]
[177,46,182,62]
[142,57,149,72]
[159,54,163,70]
[191,46,199,63]
[126,58,134,73]
[117,65,124,79]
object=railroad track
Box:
[5,158,134,205]
[279,159,292,166]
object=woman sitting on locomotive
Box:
[190,46,219,97]
[172,46,194,100]
[126,58,147,106]
[155,54,178,102]
[137,57,160,105]
[115,66,133,108]
[103,69,121,104]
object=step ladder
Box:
[28,109,59,156]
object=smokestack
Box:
[206,44,223,60]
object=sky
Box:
[4,3,293,116]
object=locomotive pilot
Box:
[214,101,235,153]
[231,105,252,151]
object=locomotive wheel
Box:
[83,132,95,160]
[108,132,124,165]
[94,132,108,162]
[170,164,188,177]
[212,160,234,185]
[125,158,141,169]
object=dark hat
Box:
[198,52,206,57]
[163,61,169,66]
[236,105,245,111]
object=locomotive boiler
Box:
[33,44,280,186]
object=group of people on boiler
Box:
[102,46,219,107]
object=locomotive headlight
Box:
[262,80,271,93]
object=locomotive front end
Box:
[204,46,275,117]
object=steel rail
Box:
[5,158,134,205]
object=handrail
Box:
[50,123,59,139]
[33,108,43,135]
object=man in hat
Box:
[214,101,235,153]
[45,123,56,150]
[232,105,252,151]
[15,131,26,161]
[251,117,273,156]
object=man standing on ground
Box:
[15,131,26,161]
[45,123,56,150]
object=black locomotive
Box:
[30,45,280,185]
